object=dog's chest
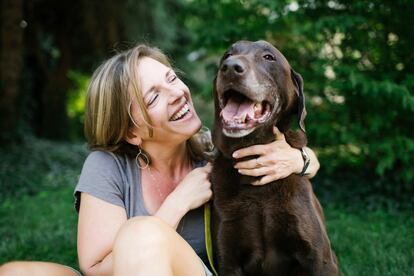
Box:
[211,173,301,223]
[211,158,312,274]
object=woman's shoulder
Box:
[75,150,131,212]
[85,150,116,162]
[78,150,135,185]
[83,150,129,170]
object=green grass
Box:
[326,207,414,275]
[0,186,79,269]
[0,138,413,275]
[0,138,87,270]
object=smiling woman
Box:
[126,56,203,151]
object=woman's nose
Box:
[167,86,185,105]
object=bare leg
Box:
[0,261,79,276]
[113,216,205,276]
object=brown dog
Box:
[210,40,339,276]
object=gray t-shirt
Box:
[74,150,208,264]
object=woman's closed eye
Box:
[146,72,179,106]
[147,93,159,106]
[168,73,178,83]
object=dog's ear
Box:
[290,69,307,132]
[212,76,220,119]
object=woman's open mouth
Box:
[169,102,191,122]
[219,89,271,137]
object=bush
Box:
[0,137,88,201]
[180,0,414,201]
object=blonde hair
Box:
[84,44,213,161]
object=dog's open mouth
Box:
[220,89,271,137]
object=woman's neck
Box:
[142,141,191,180]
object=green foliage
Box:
[0,137,88,202]
[0,139,87,268]
[300,0,414,194]
[67,71,90,140]
[180,0,414,200]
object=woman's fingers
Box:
[232,144,268,159]
[232,128,285,159]
[234,156,272,169]
[252,174,279,185]
[273,126,286,141]
[237,166,272,177]
[177,167,213,210]
[238,167,287,185]
[223,127,302,186]
[234,158,258,169]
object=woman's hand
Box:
[156,163,212,229]
[168,163,213,213]
[232,127,319,185]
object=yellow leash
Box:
[204,203,219,276]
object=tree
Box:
[0,0,186,142]
[0,0,24,143]
[181,0,414,200]
[23,0,127,140]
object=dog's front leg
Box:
[310,242,340,276]
[294,212,340,275]
[296,246,339,276]
[215,219,248,276]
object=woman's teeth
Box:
[170,103,190,121]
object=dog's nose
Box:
[221,59,245,76]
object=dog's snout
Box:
[221,59,246,76]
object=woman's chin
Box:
[182,116,202,137]
[156,115,202,142]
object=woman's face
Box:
[129,57,202,144]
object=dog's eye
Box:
[223,53,232,60]
[263,54,276,61]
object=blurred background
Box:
[1,0,413,275]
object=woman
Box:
[0,44,319,276]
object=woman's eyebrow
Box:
[166,69,174,77]
[144,86,155,98]
[144,69,173,97]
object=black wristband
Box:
[299,148,310,176]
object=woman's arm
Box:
[77,193,126,276]
[232,127,320,185]
[77,164,212,275]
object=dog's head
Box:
[213,40,306,156]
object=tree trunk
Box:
[0,0,23,143]
[40,35,71,140]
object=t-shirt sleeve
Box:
[74,151,125,212]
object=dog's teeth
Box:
[235,114,246,124]
[254,103,263,118]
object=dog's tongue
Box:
[221,97,255,122]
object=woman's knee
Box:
[0,262,25,276]
[114,216,172,252]
[0,262,79,276]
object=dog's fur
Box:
[210,40,339,275]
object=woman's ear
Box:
[125,128,142,146]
